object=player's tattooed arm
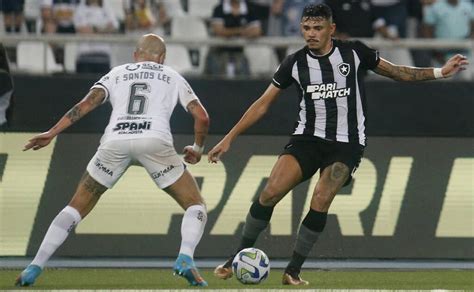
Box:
[49,88,106,136]
[64,88,105,123]
[374,58,435,82]
[24,89,106,151]
[65,106,82,123]
[187,99,210,147]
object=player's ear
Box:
[330,22,336,36]
[158,52,166,64]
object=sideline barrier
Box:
[8,76,474,137]
[1,133,472,259]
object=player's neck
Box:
[309,40,333,57]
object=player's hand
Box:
[208,138,231,163]
[183,145,201,165]
[23,131,55,151]
[442,54,469,78]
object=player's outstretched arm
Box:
[23,88,106,151]
[373,54,469,82]
[183,99,210,164]
[208,84,281,163]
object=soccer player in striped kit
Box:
[209,3,469,285]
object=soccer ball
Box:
[232,247,270,284]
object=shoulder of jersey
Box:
[110,63,132,73]
[286,46,306,61]
[333,38,353,47]
[334,38,362,49]
[114,62,179,76]
[161,63,180,76]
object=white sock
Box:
[178,204,207,258]
[31,206,82,268]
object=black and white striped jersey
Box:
[272,39,380,146]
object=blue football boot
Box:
[15,264,42,287]
[173,253,208,287]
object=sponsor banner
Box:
[1,133,473,258]
[9,75,474,137]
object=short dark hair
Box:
[301,4,333,22]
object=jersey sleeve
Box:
[91,69,115,104]
[353,40,380,70]
[272,55,296,89]
[177,75,198,111]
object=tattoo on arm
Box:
[374,59,434,82]
[188,100,209,140]
[187,100,198,112]
[66,106,82,123]
[87,88,106,107]
[65,89,105,124]
[80,172,107,197]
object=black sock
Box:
[224,200,274,268]
[285,251,306,275]
[302,208,327,233]
[223,254,235,268]
[240,200,274,247]
[286,209,328,272]
[249,199,274,221]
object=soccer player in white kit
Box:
[16,34,210,287]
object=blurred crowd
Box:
[0,0,473,77]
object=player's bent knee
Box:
[260,186,283,207]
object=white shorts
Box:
[86,138,185,189]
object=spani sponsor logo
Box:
[113,121,151,134]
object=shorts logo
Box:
[94,158,114,176]
[337,63,350,77]
[151,165,175,180]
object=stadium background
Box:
[0,0,473,269]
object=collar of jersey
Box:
[305,40,336,59]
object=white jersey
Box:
[92,61,198,145]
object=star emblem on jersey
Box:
[337,63,350,77]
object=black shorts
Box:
[281,136,365,187]
[1,0,25,13]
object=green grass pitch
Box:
[1,268,473,290]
